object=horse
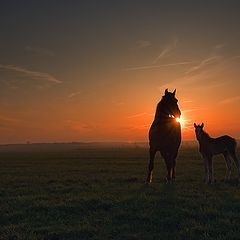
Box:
[146,89,181,183]
[194,123,240,183]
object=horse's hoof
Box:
[207,179,216,184]
[165,177,172,184]
[145,178,152,184]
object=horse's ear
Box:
[194,123,197,128]
[165,89,168,95]
[201,123,204,128]
[173,89,176,96]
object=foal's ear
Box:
[194,123,197,128]
[200,123,204,128]
[173,89,176,96]
[165,88,168,95]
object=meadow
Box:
[0,142,240,240]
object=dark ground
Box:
[0,142,240,240]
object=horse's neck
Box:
[199,131,212,144]
[154,102,167,122]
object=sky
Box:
[0,1,240,144]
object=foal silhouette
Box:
[194,123,240,183]
[146,89,181,183]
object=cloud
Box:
[124,38,193,71]
[219,96,240,104]
[65,120,95,132]
[123,61,193,71]
[0,115,25,130]
[152,38,178,64]
[0,64,61,83]
[229,55,240,61]
[68,91,82,98]
[215,44,225,49]
[182,108,206,113]
[25,46,55,57]
[185,56,222,75]
[134,40,152,49]
[127,112,150,119]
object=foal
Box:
[194,123,240,183]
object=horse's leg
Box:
[172,151,178,181]
[161,151,173,183]
[146,148,156,183]
[208,156,214,184]
[172,158,176,181]
[224,152,232,181]
[165,159,173,183]
[230,152,240,180]
[203,156,209,183]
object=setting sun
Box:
[175,117,185,127]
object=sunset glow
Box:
[0,2,240,144]
[176,117,181,124]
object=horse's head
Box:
[163,89,181,119]
[194,123,204,140]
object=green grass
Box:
[0,143,240,240]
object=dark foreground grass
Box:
[0,143,240,240]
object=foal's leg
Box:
[146,148,156,183]
[208,157,214,183]
[203,156,209,183]
[224,152,232,181]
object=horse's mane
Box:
[154,97,169,121]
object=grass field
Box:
[0,142,240,240]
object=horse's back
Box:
[199,135,236,156]
[214,135,237,153]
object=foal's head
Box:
[194,123,204,140]
[162,89,181,119]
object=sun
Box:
[175,117,184,127]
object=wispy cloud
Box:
[152,38,178,64]
[0,115,25,130]
[219,96,240,104]
[25,46,55,57]
[215,44,225,49]
[162,45,227,88]
[185,56,222,75]
[123,61,193,71]
[124,38,193,71]
[134,40,152,49]
[127,112,151,119]
[229,55,240,61]
[0,64,61,83]
[65,120,95,132]
[179,43,225,79]
[68,91,82,98]
[182,108,206,113]
[0,115,20,122]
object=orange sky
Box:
[0,2,240,144]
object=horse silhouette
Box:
[146,89,181,183]
[194,123,240,183]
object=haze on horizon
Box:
[1,1,240,144]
